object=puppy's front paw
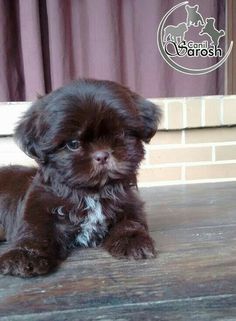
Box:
[0,249,54,277]
[105,232,157,260]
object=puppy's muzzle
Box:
[93,151,110,165]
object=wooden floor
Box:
[0,182,236,321]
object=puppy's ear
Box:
[132,93,162,143]
[14,106,47,164]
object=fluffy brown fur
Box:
[0,79,161,277]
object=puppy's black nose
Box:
[94,151,110,165]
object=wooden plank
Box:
[0,224,235,318]
[0,182,236,320]
[0,295,236,321]
[141,182,236,231]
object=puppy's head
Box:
[15,79,161,188]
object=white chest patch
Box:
[75,195,107,247]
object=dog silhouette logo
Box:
[164,22,188,44]
[157,1,233,75]
[186,4,204,27]
[200,18,225,47]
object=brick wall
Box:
[0,96,236,187]
[138,95,236,186]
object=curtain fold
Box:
[0,0,225,101]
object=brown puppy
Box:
[0,79,161,277]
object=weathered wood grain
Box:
[141,182,236,231]
[0,182,236,320]
[0,294,236,321]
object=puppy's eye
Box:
[66,140,80,151]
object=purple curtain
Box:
[0,0,225,101]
